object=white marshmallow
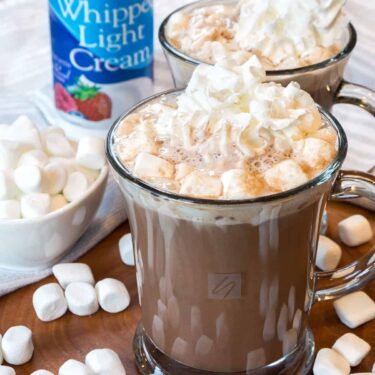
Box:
[76,136,106,170]
[10,116,41,150]
[0,170,16,200]
[0,366,15,375]
[63,172,89,202]
[95,278,130,313]
[52,263,95,289]
[332,333,371,367]
[20,193,51,219]
[313,348,350,375]
[32,283,68,322]
[43,162,67,195]
[333,291,375,328]
[316,235,342,271]
[40,126,66,138]
[85,348,126,375]
[14,165,43,194]
[0,200,20,220]
[65,282,99,316]
[0,335,2,364]
[1,325,34,365]
[175,163,194,180]
[119,233,134,266]
[11,115,34,131]
[18,149,48,168]
[31,370,54,375]
[44,133,74,157]
[264,159,308,192]
[338,215,373,247]
[50,194,68,212]
[180,172,222,198]
[0,140,20,170]
[133,152,174,179]
[59,359,93,375]
[75,165,100,185]
[221,169,258,198]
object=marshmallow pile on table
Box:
[0,115,106,220]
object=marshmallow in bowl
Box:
[332,333,370,367]
[114,57,337,199]
[65,282,99,316]
[59,359,93,375]
[85,348,126,375]
[0,200,20,220]
[32,283,68,322]
[0,366,15,375]
[0,118,105,220]
[338,215,373,247]
[95,278,130,313]
[52,263,95,289]
[1,325,34,365]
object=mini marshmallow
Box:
[0,200,20,220]
[0,140,20,170]
[0,170,16,200]
[333,291,375,328]
[0,366,15,375]
[338,215,373,247]
[180,171,222,198]
[221,169,258,198]
[18,149,48,168]
[11,115,34,131]
[1,325,34,365]
[119,233,134,266]
[175,163,194,180]
[59,359,93,375]
[20,193,51,219]
[32,283,68,322]
[52,263,95,288]
[313,348,350,375]
[332,333,371,366]
[0,335,2,364]
[44,133,74,158]
[76,136,106,170]
[43,162,67,195]
[10,116,41,150]
[264,159,308,192]
[31,370,54,375]
[85,348,126,375]
[63,172,89,202]
[65,282,99,316]
[96,278,130,313]
[50,195,68,212]
[14,165,43,194]
[133,152,174,179]
[316,235,342,271]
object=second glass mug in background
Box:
[107,90,375,375]
[159,0,375,116]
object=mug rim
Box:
[158,0,357,76]
[106,89,348,206]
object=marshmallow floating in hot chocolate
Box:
[338,215,373,247]
[33,283,68,322]
[58,359,93,375]
[85,348,126,375]
[65,282,99,316]
[115,57,337,199]
[1,325,34,365]
[313,348,350,375]
[52,263,95,289]
[332,333,371,367]
[333,291,375,329]
[316,235,342,272]
[0,117,105,220]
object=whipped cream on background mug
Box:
[106,59,375,374]
[159,0,375,116]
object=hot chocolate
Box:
[111,59,339,372]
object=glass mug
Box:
[158,0,375,116]
[106,90,375,374]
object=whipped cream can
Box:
[49,0,153,131]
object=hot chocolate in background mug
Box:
[106,89,375,375]
[159,0,375,116]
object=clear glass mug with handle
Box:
[158,0,375,116]
[106,90,375,375]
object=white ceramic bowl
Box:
[0,166,109,271]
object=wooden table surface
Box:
[0,202,373,375]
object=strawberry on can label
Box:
[49,0,153,130]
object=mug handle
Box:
[335,80,375,116]
[313,170,375,302]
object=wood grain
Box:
[0,202,373,374]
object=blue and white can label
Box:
[49,0,154,129]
